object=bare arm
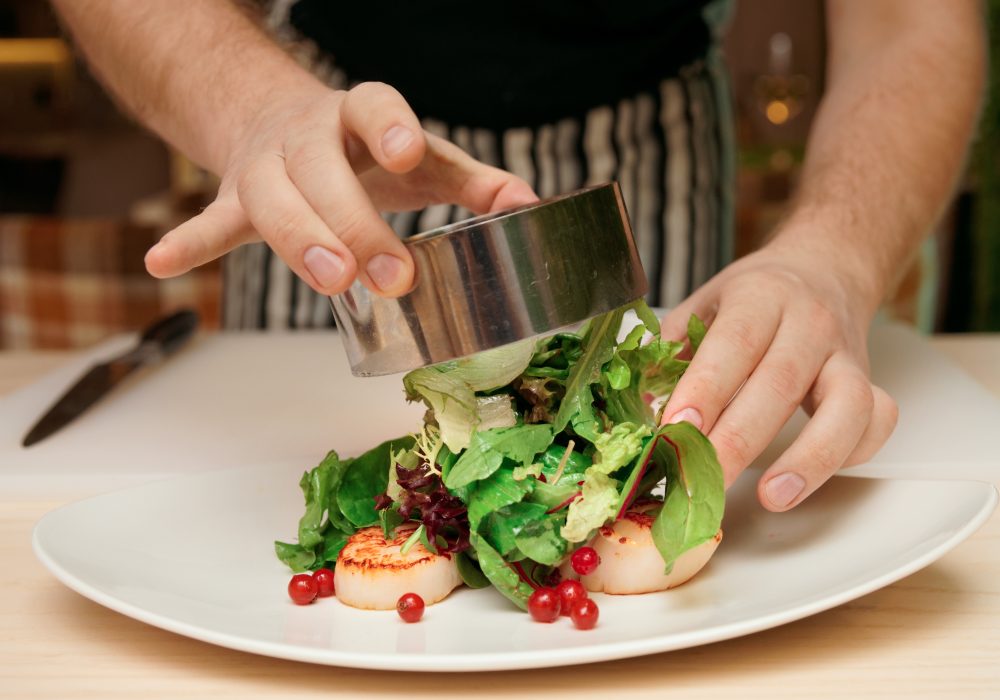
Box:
[52,0,315,175]
[661,0,985,511]
[52,0,535,296]
[779,0,987,311]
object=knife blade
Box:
[21,309,200,447]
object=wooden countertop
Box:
[2,336,998,699]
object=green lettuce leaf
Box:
[403,340,536,452]
[592,422,652,475]
[561,470,620,542]
[445,424,554,489]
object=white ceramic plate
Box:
[33,463,996,671]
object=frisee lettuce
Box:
[276,300,725,609]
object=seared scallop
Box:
[561,504,722,595]
[335,526,463,610]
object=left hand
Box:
[659,237,899,511]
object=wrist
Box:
[765,209,890,320]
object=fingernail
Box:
[303,246,346,289]
[366,253,405,292]
[666,407,703,430]
[381,126,414,158]
[765,472,806,508]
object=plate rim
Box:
[31,472,998,672]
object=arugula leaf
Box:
[467,466,535,526]
[445,425,554,489]
[631,299,662,335]
[470,533,533,610]
[553,306,627,433]
[337,436,414,528]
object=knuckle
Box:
[723,318,760,356]
[804,300,838,337]
[713,430,755,471]
[328,207,378,250]
[844,376,875,416]
[267,208,307,248]
[685,367,730,406]
[235,158,267,199]
[874,388,900,429]
[284,137,331,176]
[765,357,806,406]
[347,81,395,104]
[802,439,842,474]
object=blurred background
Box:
[0,0,996,349]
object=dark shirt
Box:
[289,1,713,130]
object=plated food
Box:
[275,301,725,627]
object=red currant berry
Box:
[527,587,562,623]
[569,598,599,630]
[287,573,318,605]
[397,592,425,623]
[555,579,588,616]
[570,546,601,576]
[312,568,335,597]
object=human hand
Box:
[144,81,537,297]
[659,239,898,511]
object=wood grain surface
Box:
[2,337,998,699]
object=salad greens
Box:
[275,300,725,610]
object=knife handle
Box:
[140,309,200,356]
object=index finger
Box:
[660,297,781,433]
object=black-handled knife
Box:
[21,309,200,447]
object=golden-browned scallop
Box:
[560,503,722,595]
[335,525,463,610]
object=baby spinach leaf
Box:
[514,515,568,565]
[273,541,315,573]
[337,436,414,528]
[456,551,491,589]
[478,501,549,556]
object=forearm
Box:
[774,0,986,313]
[52,0,322,173]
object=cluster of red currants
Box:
[527,546,601,630]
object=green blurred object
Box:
[971,0,1000,330]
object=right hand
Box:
[144,81,537,297]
